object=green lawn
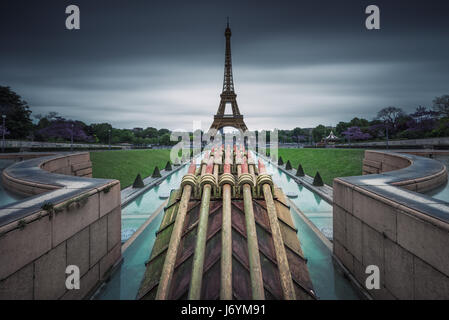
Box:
[90,148,364,189]
[277,148,365,186]
[90,149,171,189]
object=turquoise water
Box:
[95,210,164,299]
[291,208,360,299]
[257,154,361,299]
[121,165,189,242]
[427,155,449,201]
[254,153,334,239]
[96,152,360,300]
[0,159,24,207]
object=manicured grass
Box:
[277,148,365,186]
[90,148,364,189]
[90,149,171,189]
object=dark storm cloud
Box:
[0,0,448,130]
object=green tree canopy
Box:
[312,125,327,142]
[90,123,113,144]
[0,86,33,139]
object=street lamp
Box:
[2,115,6,153]
[71,123,74,152]
[108,129,111,150]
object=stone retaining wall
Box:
[0,153,121,300]
[2,153,93,197]
[333,150,449,299]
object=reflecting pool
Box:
[96,152,361,300]
[427,155,449,201]
[121,165,189,242]
[254,153,334,239]
[0,159,24,207]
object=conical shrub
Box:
[165,161,172,171]
[132,173,144,188]
[173,157,180,166]
[313,172,324,186]
[285,160,292,170]
[278,156,284,166]
[266,150,270,157]
[296,164,305,177]
[152,166,162,178]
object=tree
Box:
[312,125,327,142]
[404,106,438,136]
[143,127,158,138]
[368,122,387,139]
[0,86,33,139]
[349,117,370,128]
[336,121,350,135]
[159,133,171,145]
[158,128,170,136]
[90,123,113,143]
[342,126,372,141]
[36,120,93,142]
[432,95,449,117]
[376,106,405,132]
[292,127,306,144]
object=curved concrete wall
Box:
[333,150,449,299]
[0,153,121,300]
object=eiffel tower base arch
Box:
[209,115,248,133]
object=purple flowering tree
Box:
[406,106,438,133]
[37,120,93,142]
[342,126,372,141]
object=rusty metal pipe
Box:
[200,152,209,175]
[239,158,265,300]
[156,161,196,300]
[258,160,296,300]
[220,146,233,300]
[188,157,215,300]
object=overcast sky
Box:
[0,0,448,131]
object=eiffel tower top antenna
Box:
[226,16,229,28]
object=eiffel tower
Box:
[209,19,248,133]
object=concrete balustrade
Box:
[334,150,449,299]
[0,153,121,300]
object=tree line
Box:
[277,95,449,144]
[1,86,448,146]
[0,86,176,146]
